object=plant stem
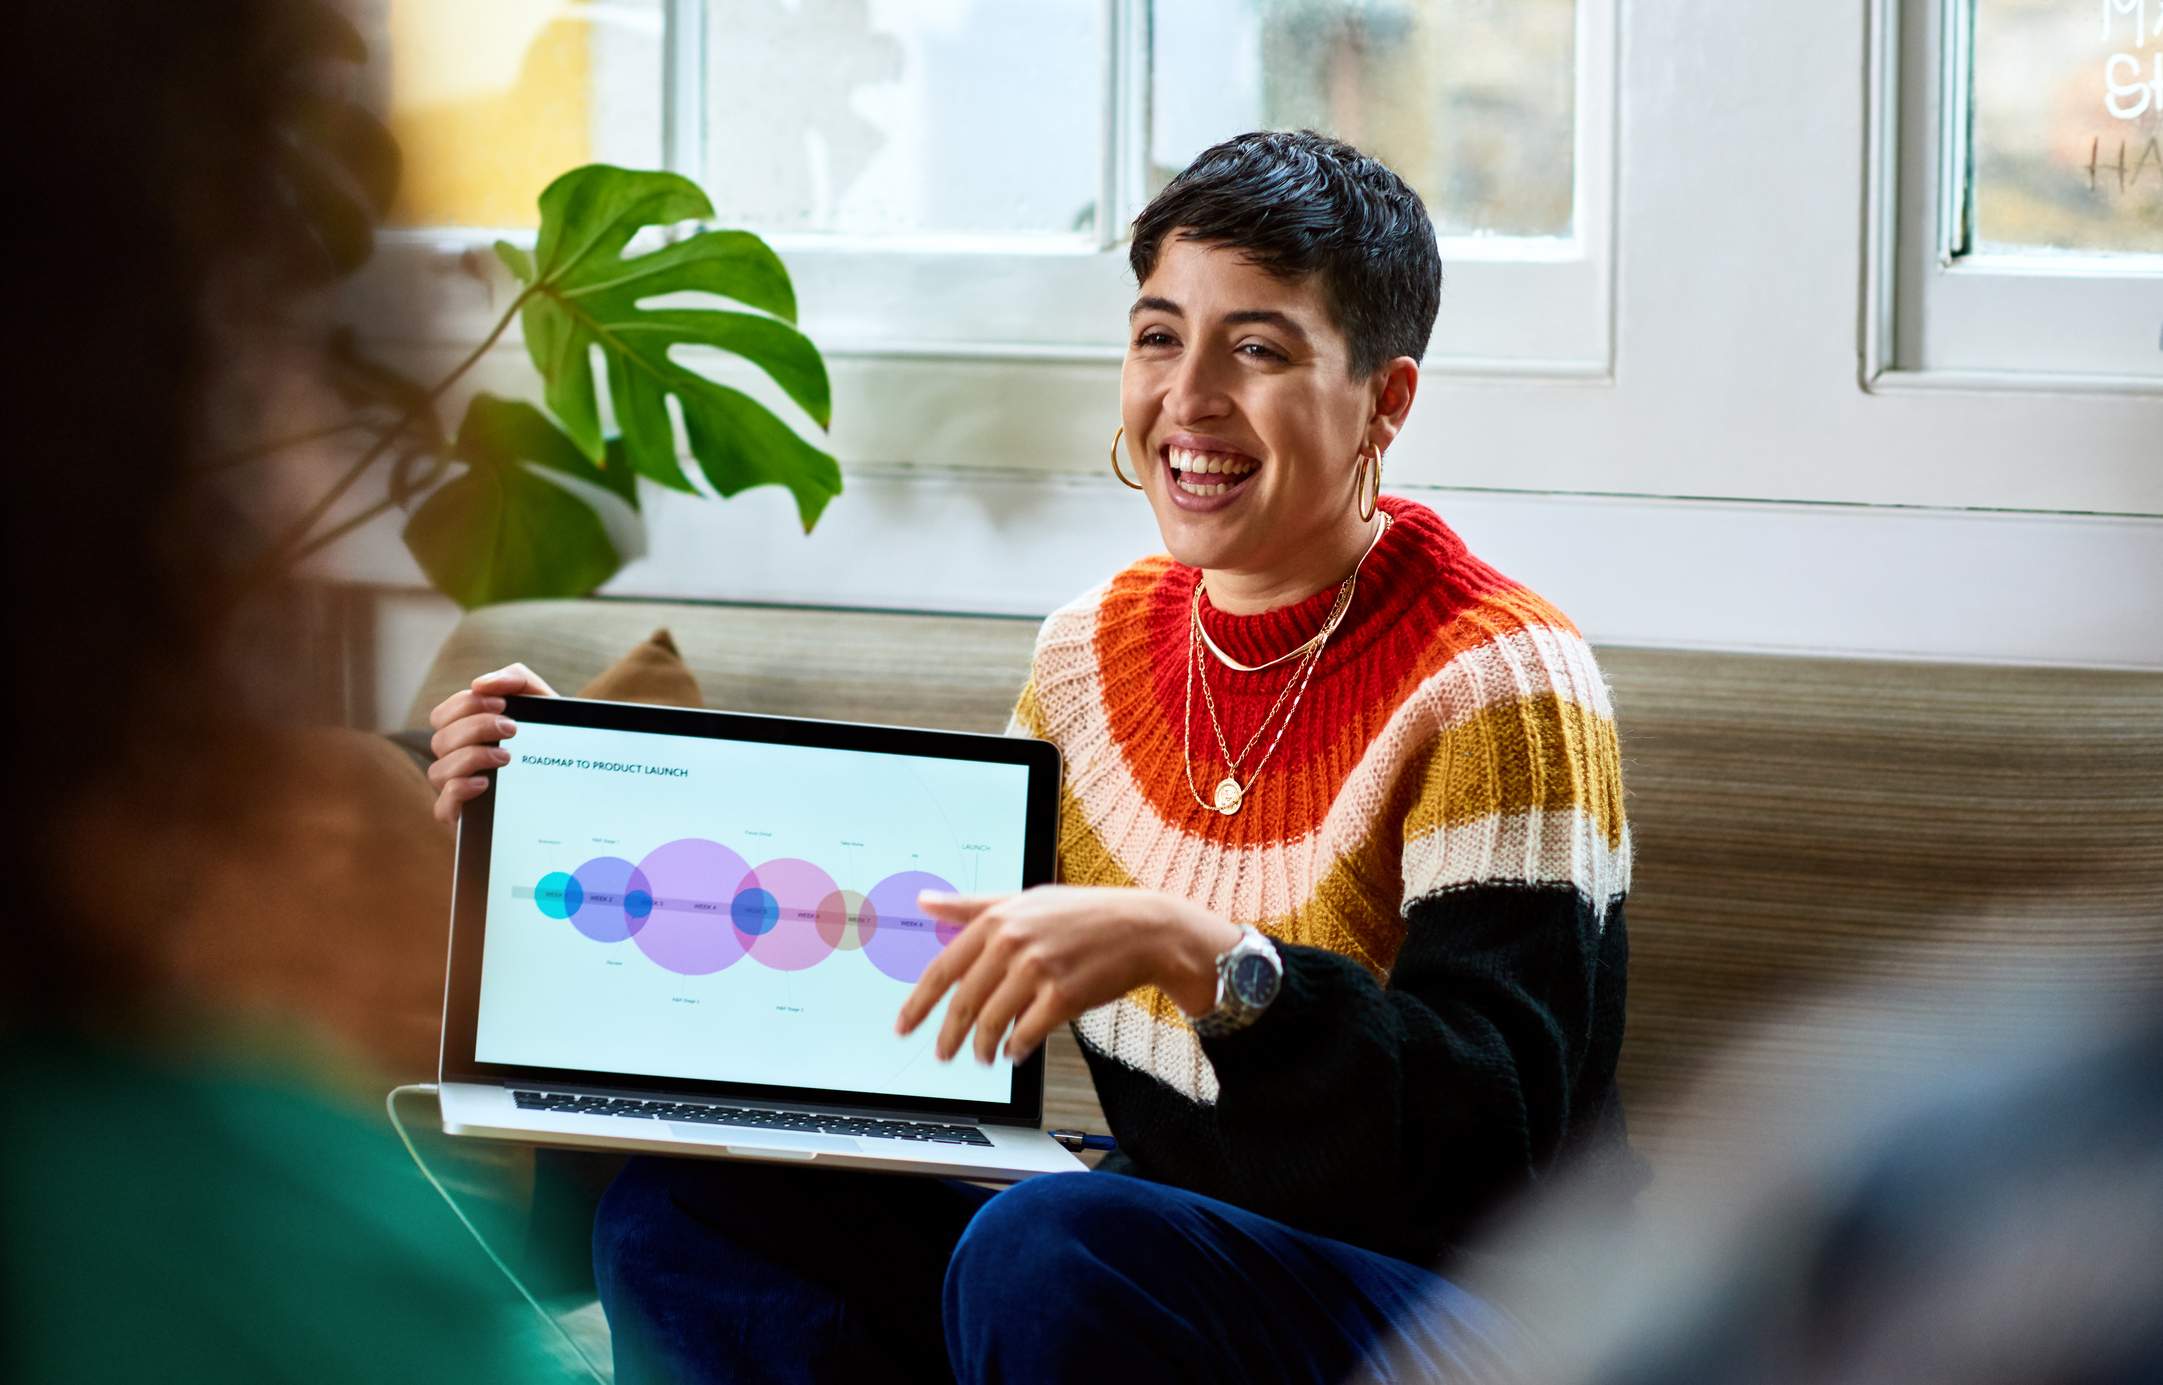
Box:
[283,495,399,568]
[198,416,387,473]
[249,285,535,584]
[426,285,536,411]
[261,440,398,567]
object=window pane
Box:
[364,0,665,229]
[706,1,1103,239]
[1152,0,1577,239]
[1970,0,2163,256]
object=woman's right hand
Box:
[426,663,559,824]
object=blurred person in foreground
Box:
[1386,982,2163,1385]
[1,4,587,1380]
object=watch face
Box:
[1230,951,1280,1007]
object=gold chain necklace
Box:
[1194,512,1391,674]
[1183,603,1334,816]
[1181,514,1388,817]
[1193,586,1315,769]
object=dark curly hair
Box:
[1127,129,1443,378]
[6,0,297,1025]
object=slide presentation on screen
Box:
[473,718,1029,1104]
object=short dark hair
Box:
[1128,129,1442,378]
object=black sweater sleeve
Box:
[1083,882,1633,1264]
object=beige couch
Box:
[396,597,2163,1374]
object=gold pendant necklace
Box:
[1183,579,1336,817]
[1181,513,1389,817]
[1212,776,1244,814]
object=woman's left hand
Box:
[896,886,1241,1065]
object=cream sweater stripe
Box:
[1017,596,1621,918]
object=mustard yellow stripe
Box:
[1054,780,1137,891]
[1011,678,1045,737]
[1406,691,1626,850]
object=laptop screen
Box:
[470,715,1029,1107]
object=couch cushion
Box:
[404,600,1037,736]
[403,600,2163,1185]
[1594,647,2163,1191]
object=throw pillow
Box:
[575,627,703,708]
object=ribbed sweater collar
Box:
[1174,496,1464,670]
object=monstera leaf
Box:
[494,165,840,531]
[402,395,625,609]
[266,1,401,282]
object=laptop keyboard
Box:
[512,1090,994,1146]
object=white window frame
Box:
[351,0,1617,399]
[1865,0,2163,393]
[318,0,2163,691]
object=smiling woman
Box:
[573,130,1634,1385]
[1118,131,1439,615]
[1121,245,1409,610]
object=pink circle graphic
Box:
[736,858,840,971]
[862,871,960,984]
[632,837,753,975]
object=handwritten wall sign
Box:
[2093,1,2163,193]
[2102,0,2163,118]
[2087,133,2163,188]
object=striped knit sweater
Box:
[1010,495,1634,1265]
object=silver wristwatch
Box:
[1193,925,1283,1038]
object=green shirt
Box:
[3,1034,594,1383]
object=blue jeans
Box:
[592,1156,1523,1384]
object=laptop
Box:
[435,693,1085,1181]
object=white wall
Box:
[320,0,2163,724]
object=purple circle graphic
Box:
[738,858,840,971]
[567,856,651,944]
[632,837,753,975]
[862,871,959,983]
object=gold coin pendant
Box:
[1213,777,1243,815]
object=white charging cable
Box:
[385,1084,609,1383]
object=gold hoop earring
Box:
[1356,444,1383,523]
[1111,426,1144,490]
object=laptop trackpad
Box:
[666,1124,863,1155]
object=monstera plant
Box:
[249,163,839,609]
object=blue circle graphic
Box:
[731,887,781,936]
[624,888,654,920]
[536,871,584,920]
